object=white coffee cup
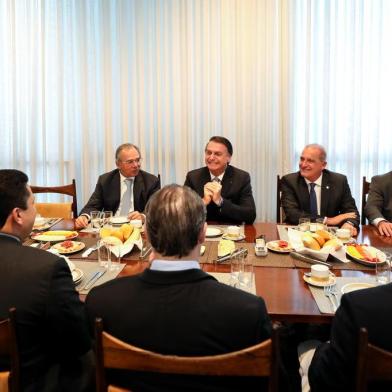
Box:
[336,228,351,240]
[311,264,330,281]
[130,219,143,229]
[227,226,240,238]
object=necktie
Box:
[119,178,133,216]
[309,183,318,219]
[212,177,221,184]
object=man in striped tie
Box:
[280,144,359,236]
[75,143,160,229]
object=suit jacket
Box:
[365,171,392,223]
[0,234,91,391]
[184,165,256,224]
[80,169,160,216]
[86,268,271,391]
[281,169,360,228]
[309,283,392,391]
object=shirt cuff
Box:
[372,217,387,227]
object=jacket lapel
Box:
[297,175,310,211]
[133,173,144,212]
[221,165,233,197]
[320,170,331,216]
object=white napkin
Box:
[109,235,143,258]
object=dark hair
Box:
[145,185,206,258]
[0,170,30,228]
[115,143,141,162]
[206,136,233,156]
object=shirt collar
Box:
[0,232,21,243]
[119,172,135,182]
[150,259,201,272]
[209,171,225,182]
[304,173,323,187]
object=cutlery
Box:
[215,247,248,264]
[140,245,152,259]
[290,252,332,268]
[82,243,99,258]
[82,270,106,291]
[324,285,338,312]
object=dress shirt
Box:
[0,232,21,242]
[116,173,135,216]
[150,259,200,271]
[209,172,225,182]
[304,175,323,216]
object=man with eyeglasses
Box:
[75,143,160,229]
[184,136,256,224]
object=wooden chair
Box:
[0,308,20,392]
[31,179,78,219]
[361,176,370,225]
[95,318,280,392]
[356,328,392,391]
[276,175,284,223]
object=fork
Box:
[324,285,338,312]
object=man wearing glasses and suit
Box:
[184,136,256,224]
[75,143,160,229]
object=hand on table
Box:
[377,220,392,237]
[75,215,89,229]
[128,211,144,222]
[341,222,357,237]
[326,212,357,227]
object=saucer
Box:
[221,233,245,241]
[303,272,336,287]
[341,282,376,294]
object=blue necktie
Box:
[119,178,133,216]
[309,183,318,219]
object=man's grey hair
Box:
[304,144,327,162]
[145,185,207,258]
[115,143,141,162]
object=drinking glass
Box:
[102,211,113,229]
[298,218,310,232]
[230,253,241,287]
[97,239,111,268]
[107,243,121,271]
[90,211,102,232]
[239,256,254,293]
[376,252,391,285]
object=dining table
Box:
[28,220,392,324]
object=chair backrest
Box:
[31,179,78,218]
[361,176,370,225]
[356,328,392,392]
[277,175,283,223]
[0,308,20,392]
[95,318,280,392]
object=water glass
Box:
[239,257,254,293]
[107,243,121,271]
[90,211,102,232]
[298,218,310,232]
[376,252,391,285]
[97,240,111,268]
[102,211,113,229]
[230,253,241,287]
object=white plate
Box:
[51,241,86,254]
[266,240,294,253]
[206,227,223,237]
[341,282,376,294]
[31,231,78,242]
[303,273,336,287]
[221,233,245,241]
[346,245,386,267]
[72,268,84,284]
[110,216,129,225]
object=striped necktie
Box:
[212,177,221,184]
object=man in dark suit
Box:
[75,143,160,229]
[281,144,359,235]
[184,136,256,224]
[0,169,92,391]
[86,185,271,391]
[365,171,392,237]
[307,283,392,391]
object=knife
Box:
[82,270,106,290]
[290,251,332,268]
[215,248,248,264]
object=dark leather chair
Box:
[95,318,280,392]
[277,175,284,223]
[361,176,370,225]
[356,327,392,391]
[0,308,20,392]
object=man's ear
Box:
[11,208,23,225]
[198,222,207,244]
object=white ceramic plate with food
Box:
[346,245,386,267]
[51,241,86,254]
[266,240,294,253]
[303,273,336,287]
[31,230,78,242]
[205,227,223,237]
[72,268,84,284]
[221,233,245,241]
[110,216,130,225]
[341,282,376,294]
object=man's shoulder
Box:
[226,165,250,179]
[98,169,120,183]
[323,169,347,182]
[138,169,159,182]
[186,167,208,178]
[281,171,300,183]
[371,171,392,183]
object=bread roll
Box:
[322,238,342,251]
[120,224,134,241]
[311,233,325,247]
[303,235,321,250]
[316,229,333,241]
[102,236,123,246]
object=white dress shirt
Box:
[116,173,135,216]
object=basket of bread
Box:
[288,227,345,262]
[99,224,143,257]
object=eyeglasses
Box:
[121,157,142,165]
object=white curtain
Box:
[1,0,391,221]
